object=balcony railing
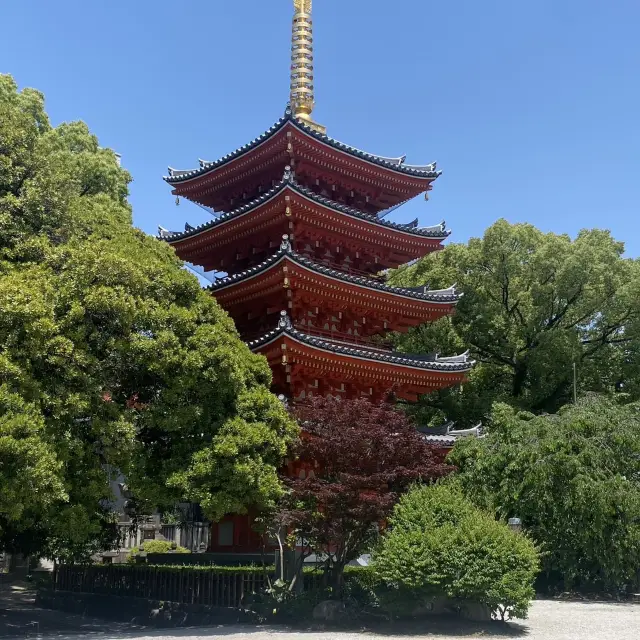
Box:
[294,325,393,352]
[297,254,387,281]
[242,322,393,352]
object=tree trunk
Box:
[512,360,528,398]
[329,561,346,598]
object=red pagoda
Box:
[160,0,472,551]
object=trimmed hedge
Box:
[128,539,190,560]
[112,563,273,573]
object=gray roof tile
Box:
[248,312,474,373]
[207,236,461,304]
[158,172,450,243]
[165,106,441,184]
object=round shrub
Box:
[372,483,539,620]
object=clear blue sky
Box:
[2,1,639,255]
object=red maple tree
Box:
[279,395,453,590]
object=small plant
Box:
[127,539,190,561]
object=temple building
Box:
[159,0,473,552]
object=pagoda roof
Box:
[165,107,441,186]
[419,423,484,447]
[249,312,474,374]
[158,172,450,244]
[208,235,461,304]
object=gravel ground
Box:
[0,584,134,638]
[97,599,640,640]
[2,594,639,639]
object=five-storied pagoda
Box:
[160,1,472,551]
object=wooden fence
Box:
[53,565,271,609]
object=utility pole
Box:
[573,362,577,404]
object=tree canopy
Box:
[389,219,640,426]
[449,396,640,592]
[0,74,297,559]
[276,396,452,589]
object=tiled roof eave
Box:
[164,115,290,185]
[158,181,289,242]
[248,323,474,374]
[207,244,461,304]
[291,181,449,239]
[164,108,442,185]
[157,177,450,244]
[422,435,457,446]
[288,117,441,179]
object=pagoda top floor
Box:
[165,107,441,215]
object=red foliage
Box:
[280,396,453,575]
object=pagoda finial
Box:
[290,0,326,134]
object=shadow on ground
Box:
[17,622,529,640]
[1,579,528,639]
[0,582,138,638]
[271,616,528,638]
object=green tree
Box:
[449,396,640,592]
[372,483,539,620]
[0,387,66,526]
[0,74,297,559]
[389,220,640,425]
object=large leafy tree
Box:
[0,75,297,559]
[277,396,452,590]
[389,219,640,425]
[449,396,640,592]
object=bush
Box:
[450,398,640,593]
[372,483,539,620]
[341,567,381,611]
[127,539,190,560]
[252,569,377,623]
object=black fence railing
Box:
[53,565,271,609]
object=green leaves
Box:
[128,539,190,560]
[389,219,640,425]
[450,397,640,592]
[0,386,66,523]
[372,483,539,620]
[0,74,297,558]
[167,392,295,523]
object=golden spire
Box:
[290,0,325,133]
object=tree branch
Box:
[470,342,517,368]
[581,311,635,358]
[545,285,584,330]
